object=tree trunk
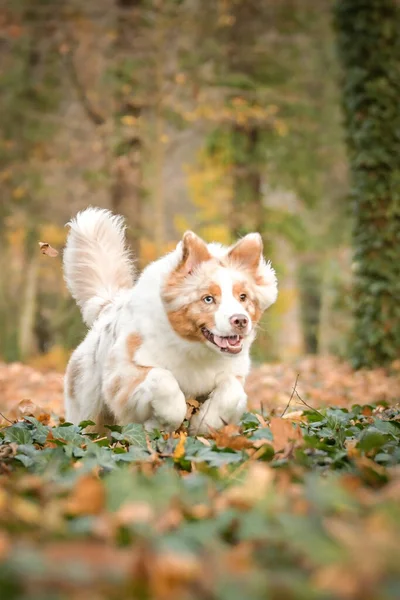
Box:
[298,258,322,354]
[334,0,400,367]
[111,153,143,259]
[19,254,39,360]
[231,126,264,239]
[112,0,144,259]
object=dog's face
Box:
[162,231,278,356]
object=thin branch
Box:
[63,46,106,126]
[294,390,323,418]
[0,412,14,425]
[281,373,299,417]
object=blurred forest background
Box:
[0,0,396,371]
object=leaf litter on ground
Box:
[0,356,399,599]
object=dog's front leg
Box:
[188,375,247,436]
[103,341,186,432]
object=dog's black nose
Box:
[230,314,248,330]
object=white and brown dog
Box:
[63,208,278,434]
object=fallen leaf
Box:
[185,398,200,420]
[173,431,187,460]
[224,463,274,508]
[115,502,154,526]
[39,242,58,257]
[269,417,303,454]
[65,473,105,516]
[212,424,253,450]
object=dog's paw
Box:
[189,378,247,436]
[146,368,186,432]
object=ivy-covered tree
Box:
[334,0,400,367]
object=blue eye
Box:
[203,295,215,304]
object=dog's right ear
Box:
[178,231,211,275]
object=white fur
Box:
[63,207,135,326]
[64,208,278,434]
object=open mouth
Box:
[201,327,244,355]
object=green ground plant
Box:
[0,399,399,599]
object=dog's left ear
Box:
[228,233,263,271]
[178,231,211,275]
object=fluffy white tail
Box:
[63,207,135,326]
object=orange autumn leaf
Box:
[39,242,59,257]
[65,474,105,516]
[212,424,253,451]
[173,432,187,461]
[269,417,303,454]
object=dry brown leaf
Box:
[150,551,202,598]
[17,399,39,418]
[196,436,211,446]
[269,417,303,454]
[65,473,105,516]
[38,242,59,257]
[212,424,253,451]
[224,463,274,509]
[115,502,154,526]
[185,398,200,420]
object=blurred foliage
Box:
[0,400,399,599]
[334,0,400,367]
[0,0,397,368]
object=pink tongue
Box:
[229,337,241,346]
[213,335,229,348]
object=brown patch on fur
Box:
[207,283,222,301]
[126,333,142,362]
[115,366,151,413]
[67,356,80,400]
[233,281,262,324]
[107,375,122,399]
[180,231,212,273]
[166,282,221,342]
[85,405,116,436]
[163,232,214,307]
[109,332,152,412]
[227,234,262,273]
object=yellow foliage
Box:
[6,226,26,250]
[186,148,232,243]
[28,345,71,371]
[200,224,230,244]
[271,287,299,314]
[175,73,186,85]
[0,169,12,182]
[274,119,289,137]
[173,214,191,235]
[39,223,66,247]
[12,186,27,200]
[140,239,177,266]
[120,115,137,126]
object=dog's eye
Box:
[239,293,247,302]
[203,295,215,304]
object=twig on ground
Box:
[260,401,265,419]
[281,374,300,417]
[0,411,14,425]
[295,390,323,418]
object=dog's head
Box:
[161,231,277,356]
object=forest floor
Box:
[0,355,399,421]
[0,356,399,600]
